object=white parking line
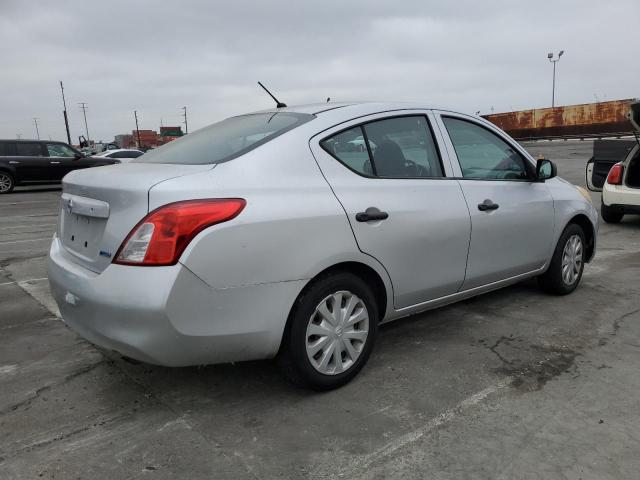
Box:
[0,200,57,206]
[0,277,48,287]
[0,238,51,245]
[334,378,513,479]
[0,223,57,230]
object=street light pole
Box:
[78,102,90,143]
[32,118,40,140]
[547,50,564,108]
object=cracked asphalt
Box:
[1,140,639,479]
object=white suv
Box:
[586,101,640,223]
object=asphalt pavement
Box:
[1,140,639,479]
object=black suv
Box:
[0,139,118,193]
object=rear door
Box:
[585,139,636,191]
[310,112,471,309]
[14,142,49,181]
[435,112,555,290]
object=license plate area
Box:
[61,211,108,261]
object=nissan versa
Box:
[48,102,598,390]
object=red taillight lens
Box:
[606,163,624,185]
[114,198,246,266]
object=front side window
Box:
[320,116,444,178]
[16,143,44,157]
[46,143,76,157]
[442,117,531,180]
[136,112,313,165]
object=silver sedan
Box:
[47,102,598,390]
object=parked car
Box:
[95,149,145,163]
[586,101,640,222]
[47,102,598,390]
[0,139,118,193]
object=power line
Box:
[182,106,188,134]
[32,118,40,140]
[78,102,90,143]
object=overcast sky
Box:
[1,0,638,143]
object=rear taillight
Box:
[114,198,246,266]
[606,163,624,185]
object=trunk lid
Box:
[59,163,214,273]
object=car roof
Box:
[97,149,142,155]
[246,101,463,127]
[0,139,68,143]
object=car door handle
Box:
[50,161,61,164]
[356,207,389,222]
[9,161,20,164]
[478,199,499,211]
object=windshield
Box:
[135,112,313,165]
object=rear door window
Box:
[16,143,44,157]
[0,141,17,156]
[136,112,313,165]
[320,115,444,178]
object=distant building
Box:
[114,134,133,148]
[114,125,184,150]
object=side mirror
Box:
[536,158,557,181]
[74,153,82,160]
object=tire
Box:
[277,271,379,390]
[0,171,14,194]
[601,199,624,224]
[538,223,586,295]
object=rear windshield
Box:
[135,112,313,165]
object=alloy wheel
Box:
[0,173,12,193]
[561,234,583,285]
[305,290,369,375]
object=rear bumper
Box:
[47,235,304,366]
[603,183,640,209]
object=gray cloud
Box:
[1,0,638,142]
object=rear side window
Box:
[0,141,17,156]
[136,112,313,165]
[16,143,44,157]
[321,115,444,178]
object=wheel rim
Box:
[305,290,369,375]
[561,234,583,285]
[0,174,11,193]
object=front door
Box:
[45,143,79,180]
[436,113,555,290]
[311,113,471,309]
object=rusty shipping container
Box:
[482,99,636,139]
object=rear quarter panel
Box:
[150,131,393,299]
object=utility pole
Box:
[182,106,188,134]
[33,118,40,139]
[547,50,564,108]
[134,110,141,148]
[78,102,90,144]
[60,81,72,144]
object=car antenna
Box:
[258,82,287,108]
